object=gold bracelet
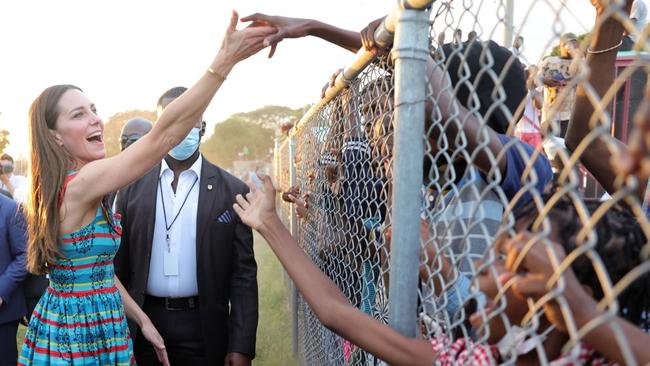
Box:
[587,40,623,54]
[207,67,227,82]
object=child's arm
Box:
[233,175,435,366]
[502,231,650,365]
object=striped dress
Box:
[19,190,135,365]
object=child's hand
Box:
[282,185,300,203]
[499,232,598,332]
[284,190,310,219]
[234,174,278,231]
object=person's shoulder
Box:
[0,193,18,215]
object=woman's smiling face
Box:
[51,89,105,166]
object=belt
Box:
[145,295,199,311]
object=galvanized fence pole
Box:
[273,138,280,185]
[288,136,300,356]
[504,0,515,49]
[388,6,431,337]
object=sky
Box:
[0,0,606,159]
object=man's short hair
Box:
[157,86,188,110]
[1,153,13,163]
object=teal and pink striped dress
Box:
[19,174,135,365]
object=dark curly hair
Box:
[514,192,650,331]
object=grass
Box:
[16,324,25,352]
[16,232,297,366]
[253,232,298,366]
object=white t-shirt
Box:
[631,0,648,41]
[0,174,27,203]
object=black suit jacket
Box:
[114,156,258,364]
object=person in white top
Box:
[514,66,543,149]
[114,86,258,366]
[629,0,647,42]
[509,35,524,61]
[0,154,27,203]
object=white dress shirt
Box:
[146,156,202,297]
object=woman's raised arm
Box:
[66,11,275,207]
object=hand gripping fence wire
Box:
[275,1,650,365]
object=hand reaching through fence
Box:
[565,0,644,199]
[236,175,650,365]
[240,13,362,57]
[495,226,650,365]
[321,68,343,98]
[360,16,388,52]
[282,185,310,219]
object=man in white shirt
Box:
[115,87,258,366]
[509,35,524,61]
[626,0,647,43]
[0,154,27,204]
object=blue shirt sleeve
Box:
[496,134,552,207]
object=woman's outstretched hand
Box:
[217,11,278,66]
[234,174,278,231]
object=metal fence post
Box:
[388,6,430,337]
[504,0,515,49]
[287,136,299,357]
[273,138,280,184]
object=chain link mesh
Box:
[275,1,650,364]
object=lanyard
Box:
[158,174,199,252]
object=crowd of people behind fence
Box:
[265,0,650,364]
[0,0,649,365]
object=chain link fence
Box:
[275,1,650,364]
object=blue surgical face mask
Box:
[169,127,200,161]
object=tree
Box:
[201,117,275,169]
[103,110,156,157]
[229,105,308,129]
[0,130,9,154]
[201,105,307,168]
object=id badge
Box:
[163,250,179,276]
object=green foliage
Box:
[201,117,274,169]
[229,105,307,129]
[202,105,307,169]
[253,232,297,365]
[103,110,157,157]
[100,105,308,168]
[0,130,9,154]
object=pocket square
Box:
[216,210,233,224]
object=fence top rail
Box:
[290,1,434,138]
